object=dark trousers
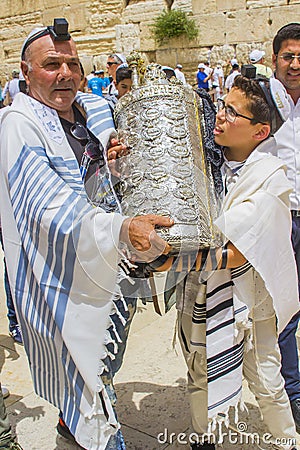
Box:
[0,230,18,331]
[279,215,300,401]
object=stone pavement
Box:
[0,261,299,450]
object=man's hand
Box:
[107,136,128,177]
[120,215,174,262]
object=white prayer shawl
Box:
[0,92,124,450]
[180,139,299,429]
[215,139,299,333]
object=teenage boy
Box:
[151,75,299,450]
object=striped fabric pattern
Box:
[1,92,125,449]
[9,143,91,431]
[190,263,252,425]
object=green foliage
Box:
[151,9,199,46]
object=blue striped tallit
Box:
[0,92,124,449]
[190,263,251,428]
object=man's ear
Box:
[21,61,30,85]
[253,123,271,142]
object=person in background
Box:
[211,60,224,101]
[87,70,103,96]
[86,69,95,81]
[106,53,127,96]
[97,69,110,95]
[2,70,20,105]
[249,49,273,78]
[225,63,240,92]
[197,63,213,92]
[105,66,133,115]
[270,22,300,434]
[174,64,186,84]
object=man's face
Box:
[21,35,81,114]
[106,57,120,80]
[273,38,300,99]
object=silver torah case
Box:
[114,62,222,254]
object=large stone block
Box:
[225,8,271,43]
[247,0,286,8]
[216,0,246,11]
[193,13,227,46]
[269,4,300,33]
[122,0,165,23]
[192,0,217,15]
[115,24,141,54]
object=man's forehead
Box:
[30,34,78,57]
[279,39,300,52]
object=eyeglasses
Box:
[217,98,253,123]
[278,53,300,63]
[70,122,104,180]
[107,61,118,66]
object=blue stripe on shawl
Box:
[8,143,87,425]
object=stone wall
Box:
[0,0,299,85]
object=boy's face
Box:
[214,87,263,158]
[117,78,132,98]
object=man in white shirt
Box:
[2,69,20,104]
[211,61,224,101]
[174,64,186,84]
[272,22,300,433]
[225,63,240,92]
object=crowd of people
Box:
[0,17,299,450]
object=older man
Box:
[106,53,127,96]
[271,22,300,433]
[0,19,172,450]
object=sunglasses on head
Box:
[70,122,105,180]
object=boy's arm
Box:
[142,242,246,273]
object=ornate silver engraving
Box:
[114,57,222,253]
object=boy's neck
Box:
[224,143,259,162]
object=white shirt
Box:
[2,78,20,102]
[225,70,240,91]
[274,94,300,210]
[212,67,224,88]
[174,68,186,84]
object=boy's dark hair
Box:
[116,67,132,84]
[273,23,300,54]
[232,75,283,134]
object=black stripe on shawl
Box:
[206,298,233,318]
[207,343,244,383]
[206,318,235,335]
[206,280,233,298]
[231,262,252,279]
[207,340,243,364]
[208,342,244,374]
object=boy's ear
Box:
[253,123,270,142]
